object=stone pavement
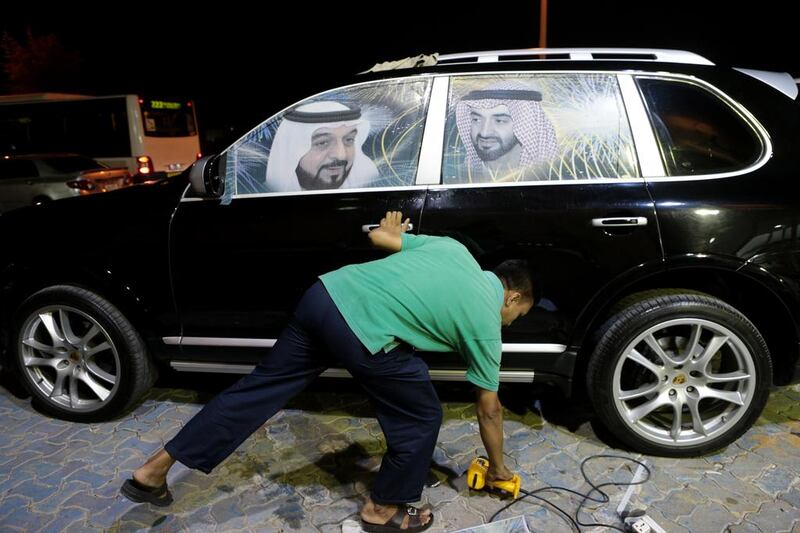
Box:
[1,378,799,532]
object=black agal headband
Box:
[463,89,542,101]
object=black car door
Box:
[170,77,433,365]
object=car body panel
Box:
[0,177,187,360]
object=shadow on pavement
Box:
[0,362,626,451]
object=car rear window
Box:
[637,78,762,176]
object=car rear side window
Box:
[0,159,38,180]
[442,73,639,183]
[637,78,762,176]
[225,79,431,195]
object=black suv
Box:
[2,48,798,457]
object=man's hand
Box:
[487,463,514,482]
[368,211,411,252]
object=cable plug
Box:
[623,516,650,533]
[622,512,666,533]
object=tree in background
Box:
[1,28,81,94]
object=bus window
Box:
[0,94,201,174]
[141,99,197,137]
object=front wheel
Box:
[587,292,772,457]
[12,285,157,422]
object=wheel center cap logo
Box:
[673,374,687,385]
[69,353,80,362]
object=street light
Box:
[539,0,548,48]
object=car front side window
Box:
[224,79,431,196]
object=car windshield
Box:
[42,156,105,173]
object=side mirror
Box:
[189,155,224,198]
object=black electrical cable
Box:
[487,454,652,532]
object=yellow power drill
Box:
[466,456,521,499]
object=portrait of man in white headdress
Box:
[266,101,379,192]
[455,80,559,182]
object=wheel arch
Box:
[572,257,799,388]
[0,262,164,369]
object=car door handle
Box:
[362,223,414,233]
[591,217,648,227]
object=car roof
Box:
[367,48,714,73]
[358,47,797,101]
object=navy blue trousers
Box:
[165,280,443,504]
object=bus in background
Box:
[0,93,201,178]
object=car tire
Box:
[587,291,772,457]
[11,285,157,422]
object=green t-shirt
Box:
[319,233,504,391]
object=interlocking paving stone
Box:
[504,427,545,454]
[1,504,58,531]
[532,450,584,487]
[749,436,800,476]
[0,494,31,522]
[29,479,93,515]
[86,497,140,529]
[710,471,774,512]
[47,507,89,532]
[305,498,361,528]
[434,498,487,531]
[0,469,35,495]
[743,500,800,533]
[209,496,248,530]
[1,383,799,531]
[726,449,777,482]
[524,504,580,532]
[778,486,800,509]
[754,464,796,497]
[690,474,762,517]
[438,419,480,444]
[678,501,740,531]
[659,485,712,519]
[726,520,767,533]
[0,451,42,472]
[6,479,58,503]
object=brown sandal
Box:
[361,504,434,532]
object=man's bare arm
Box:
[368,210,411,253]
[476,388,513,481]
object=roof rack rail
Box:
[436,48,714,66]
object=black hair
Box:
[493,259,534,303]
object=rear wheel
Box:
[587,292,772,456]
[12,285,157,421]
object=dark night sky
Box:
[2,1,795,152]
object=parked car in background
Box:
[0,153,132,213]
[1,48,799,458]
